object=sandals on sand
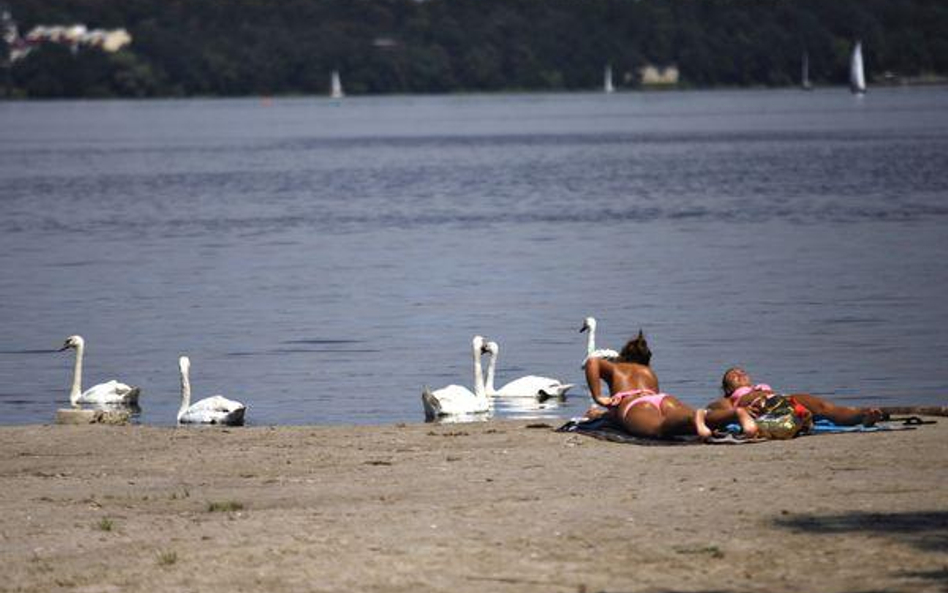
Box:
[891,415,937,426]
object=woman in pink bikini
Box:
[585,332,755,439]
[700,367,885,430]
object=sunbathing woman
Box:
[585,332,755,439]
[700,367,884,431]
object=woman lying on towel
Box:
[697,367,885,439]
[584,332,756,439]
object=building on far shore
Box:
[6,20,131,62]
[639,64,679,86]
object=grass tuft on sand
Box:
[157,550,177,566]
[207,501,244,513]
[673,544,724,559]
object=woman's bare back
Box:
[585,358,658,406]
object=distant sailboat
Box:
[850,42,866,94]
[801,51,812,90]
[330,70,344,99]
[603,64,615,93]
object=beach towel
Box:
[555,417,760,446]
[558,415,931,445]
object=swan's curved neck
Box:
[585,325,597,356]
[178,366,192,420]
[69,343,84,405]
[485,348,497,393]
[472,344,486,398]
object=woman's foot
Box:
[862,408,884,426]
[694,409,713,440]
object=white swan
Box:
[177,356,246,425]
[58,335,140,406]
[483,340,573,401]
[421,336,491,421]
[580,316,619,368]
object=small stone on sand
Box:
[55,408,130,425]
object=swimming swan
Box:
[421,336,491,421]
[580,316,619,368]
[483,340,573,401]
[58,335,140,406]
[177,356,246,425]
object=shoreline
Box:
[2,418,946,592]
[4,82,948,103]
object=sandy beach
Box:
[1,418,946,593]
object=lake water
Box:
[1,87,947,426]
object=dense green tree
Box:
[3,0,947,97]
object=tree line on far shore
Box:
[2,0,947,98]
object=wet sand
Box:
[1,418,946,593]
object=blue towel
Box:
[810,419,901,433]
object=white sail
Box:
[330,70,344,99]
[850,42,866,94]
[604,64,615,93]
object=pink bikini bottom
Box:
[610,389,669,414]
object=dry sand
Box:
[1,418,946,593]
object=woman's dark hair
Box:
[618,330,651,365]
[721,367,741,395]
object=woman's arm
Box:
[584,357,614,407]
[702,399,759,437]
[702,399,741,427]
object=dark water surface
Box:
[1,88,947,425]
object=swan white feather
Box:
[422,336,491,420]
[580,316,619,368]
[177,356,246,425]
[59,335,140,406]
[483,340,573,401]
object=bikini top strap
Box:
[729,386,753,404]
[729,383,773,405]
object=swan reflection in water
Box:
[424,397,566,424]
[490,396,568,421]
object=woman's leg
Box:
[613,403,664,438]
[789,393,882,426]
[620,397,701,438]
[694,409,713,439]
[660,397,700,437]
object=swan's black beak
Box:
[579,325,588,333]
[57,344,70,352]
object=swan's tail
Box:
[538,383,574,403]
[227,406,246,426]
[123,386,142,405]
[421,386,441,422]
